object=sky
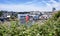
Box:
[0,0,60,12]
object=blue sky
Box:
[0,0,60,12]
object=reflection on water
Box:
[20,18,35,27]
[20,19,35,24]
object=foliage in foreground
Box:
[0,11,60,36]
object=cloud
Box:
[46,0,60,10]
[0,0,60,12]
[0,4,43,12]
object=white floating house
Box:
[18,12,30,24]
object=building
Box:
[0,11,18,21]
[39,11,54,20]
[18,12,30,24]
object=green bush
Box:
[52,11,60,21]
[0,11,60,36]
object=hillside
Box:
[0,11,60,36]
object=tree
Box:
[0,11,3,17]
[52,7,56,12]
